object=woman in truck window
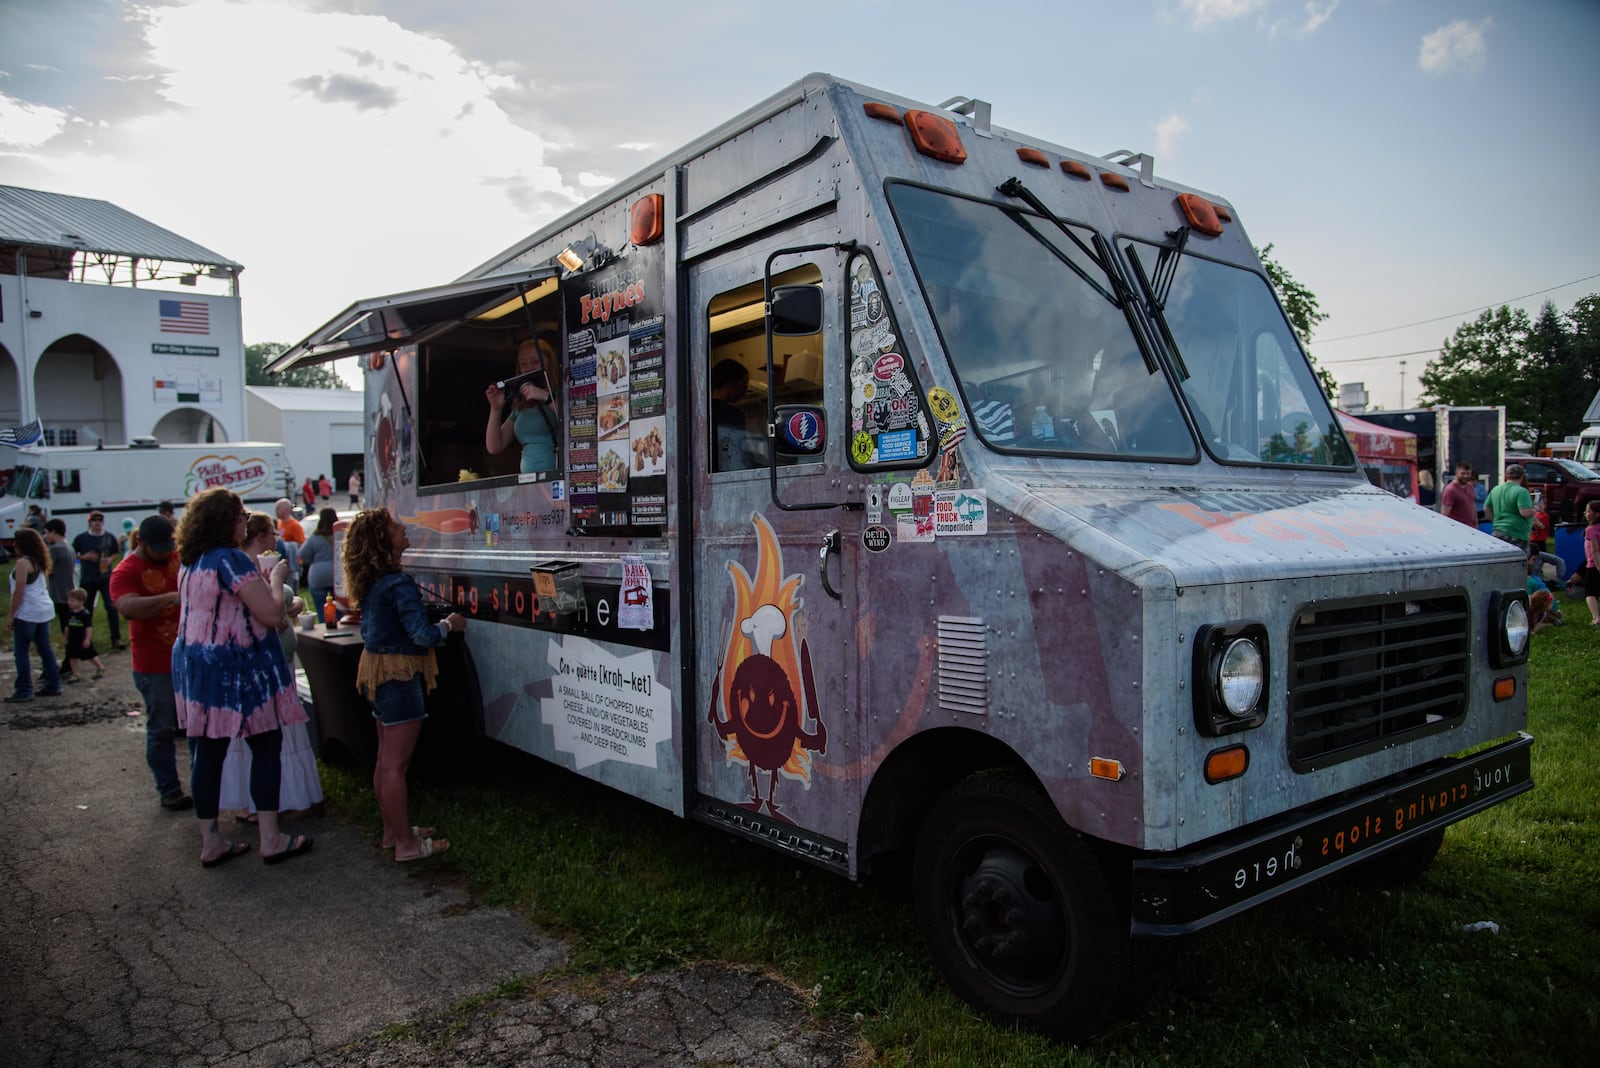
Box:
[344,508,466,862]
[484,338,560,474]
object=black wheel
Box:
[913,772,1128,1043]
[1359,828,1445,884]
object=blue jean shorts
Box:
[369,676,428,727]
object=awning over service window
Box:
[268,267,559,373]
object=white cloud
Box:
[1419,18,1492,75]
[7,0,583,341]
[1179,0,1270,29]
[1155,113,1189,160]
[1296,0,1338,36]
[0,91,71,149]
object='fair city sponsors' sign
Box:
[542,634,671,770]
[184,454,272,497]
[151,344,220,357]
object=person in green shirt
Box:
[1484,464,1536,552]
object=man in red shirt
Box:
[110,515,194,810]
[1440,462,1479,526]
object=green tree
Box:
[1256,244,1337,400]
[1418,297,1600,448]
[245,342,344,389]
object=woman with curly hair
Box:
[343,508,465,861]
[6,527,63,702]
[173,488,313,868]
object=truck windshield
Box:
[1126,241,1354,468]
[7,465,45,499]
[888,183,1195,459]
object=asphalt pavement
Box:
[0,650,864,1067]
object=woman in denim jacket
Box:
[342,509,466,861]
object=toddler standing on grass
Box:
[64,588,106,682]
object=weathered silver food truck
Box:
[274,74,1533,1039]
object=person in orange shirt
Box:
[274,499,306,585]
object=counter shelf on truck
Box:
[273,74,1533,1041]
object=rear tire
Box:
[912,772,1128,1043]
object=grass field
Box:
[321,592,1599,1067]
[9,564,1597,1064]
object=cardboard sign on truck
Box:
[273,74,1533,1039]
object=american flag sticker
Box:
[159,299,210,335]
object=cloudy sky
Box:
[2,0,1597,410]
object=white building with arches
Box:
[0,185,245,447]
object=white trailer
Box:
[1,439,291,544]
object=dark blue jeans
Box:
[11,617,62,698]
[80,581,121,644]
[133,671,196,801]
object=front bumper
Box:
[1131,732,1533,935]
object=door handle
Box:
[819,529,842,600]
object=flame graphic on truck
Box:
[706,512,827,823]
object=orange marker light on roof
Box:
[1016,147,1049,167]
[1177,193,1224,236]
[903,109,966,164]
[863,101,901,122]
[1100,172,1130,192]
[1214,204,1233,222]
[630,193,664,246]
[1061,160,1092,180]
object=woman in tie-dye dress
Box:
[172,488,314,868]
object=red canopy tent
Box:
[1338,411,1419,501]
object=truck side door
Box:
[688,239,861,868]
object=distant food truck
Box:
[0,439,290,546]
[273,74,1533,1040]
[1357,405,1505,515]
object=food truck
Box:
[1337,410,1418,502]
[273,74,1533,1039]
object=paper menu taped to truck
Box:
[543,635,670,769]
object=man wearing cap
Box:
[1485,464,1537,554]
[111,516,193,811]
[73,511,125,651]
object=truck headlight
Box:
[1489,591,1530,667]
[1193,622,1269,736]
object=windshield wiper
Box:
[996,178,1127,307]
[1124,238,1190,382]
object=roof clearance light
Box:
[863,101,902,122]
[1100,172,1130,192]
[630,193,664,246]
[1060,160,1092,180]
[1177,193,1225,236]
[903,109,967,164]
[1016,147,1049,167]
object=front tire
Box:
[912,772,1128,1043]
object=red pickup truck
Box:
[1508,455,1600,524]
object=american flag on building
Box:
[159,299,210,335]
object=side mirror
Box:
[773,405,826,457]
[769,284,823,336]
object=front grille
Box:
[1288,592,1469,770]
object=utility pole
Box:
[1399,359,1407,407]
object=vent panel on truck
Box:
[1288,592,1470,771]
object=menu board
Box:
[565,244,667,532]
